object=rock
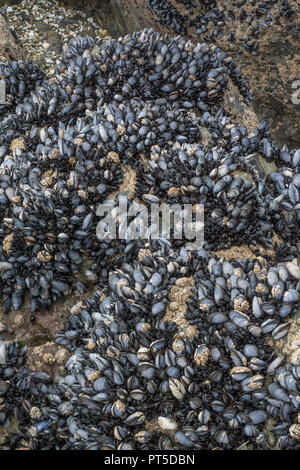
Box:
[63,0,169,38]
[210,1,300,148]
[0,11,25,61]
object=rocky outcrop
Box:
[0,11,25,61]
[194,1,300,149]
[63,0,299,149]
[64,0,169,37]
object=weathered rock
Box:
[0,10,25,61]
[200,1,300,148]
[63,0,169,37]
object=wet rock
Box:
[0,10,25,61]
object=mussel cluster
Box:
[0,29,299,450]
[146,0,186,34]
[146,0,296,53]
[0,29,254,313]
[1,248,300,449]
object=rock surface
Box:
[0,10,24,61]
[0,0,107,74]
[63,0,170,37]
[193,0,300,148]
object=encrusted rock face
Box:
[64,0,169,37]
[62,0,299,148]
[2,0,298,146]
[193,1,300,149]
[0,11,25,61]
